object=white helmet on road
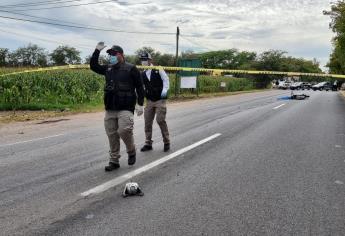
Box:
[122,182,144,197]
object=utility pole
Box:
[174,26,180,97]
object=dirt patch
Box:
[0,110,73,124]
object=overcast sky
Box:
[0,0,334,70]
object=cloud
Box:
[0,0,334,69]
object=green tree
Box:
[234,51,257,70]
[324,1,345,73]
[155,53,175,66]
[134,47,161,65]
[198,49,257,70]
[7,51,19,66]
[199,49,237,69]
[133,47,175,66]
[181,50,199,59]
[84,54,108,65]
[125,55,137,64]
[0,48,9,66]
[50,45,81,65]
[326,41,345,73]
[255,50,286,71]
[8,44,48,67]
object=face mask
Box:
[141,61,149,66]
[109,55,118,65]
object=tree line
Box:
[0,44,322,73]
[0,44,81,67]
[324,0,345,74]
[126,47,322,73]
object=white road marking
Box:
[273,104,286,110]
[335,145,342,148]
[0,134,65,147]
[335,180,344,185]
[81,133,222,197]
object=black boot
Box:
[128,153,136,165]
[105,162,120,171]
[164,143,170,152]
[140,145,153,152]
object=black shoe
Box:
[128,154,136,165]
[164,143,170,152]
[105,162,120,171]
[140,145,153,152]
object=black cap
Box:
[139,52,152,60]
[106,45,124,54]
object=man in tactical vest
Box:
[90,42,145,171]
[139,52,170,152]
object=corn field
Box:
[0,69,104,110]
[0,68,255,110]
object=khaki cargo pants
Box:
[144,99,170,146]
[104,110,136,164]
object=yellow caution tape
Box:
[0,64,89,77]
[1,64,345,79]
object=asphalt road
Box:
[0,90,344,236]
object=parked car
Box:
[325,83,332,91]
[301,82,312,90]
[290,82,303,90]
[312,82,331,91]
[278,81,291,90]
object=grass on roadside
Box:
[0,89,269,123]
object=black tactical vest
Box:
[104,62,137,111]
[142,69,163,102]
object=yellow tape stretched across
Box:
[0,64,89,77]
[1,64,345,79]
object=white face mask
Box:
[141,61,149,66]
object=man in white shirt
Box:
[139,52,170,152]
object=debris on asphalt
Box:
[122,182,144,198]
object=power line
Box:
[0,2,149,29]
[0,9,100,27]
[0,10,237,43]
[0,0,82,8]
[0,15,176,35]
[180,33,213,38]
[0,25,179,53]
[0,28,93,49]
[180,35,214,51]
[9,0,117,11]
[0,6,200,38]
[0,0,65,8]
